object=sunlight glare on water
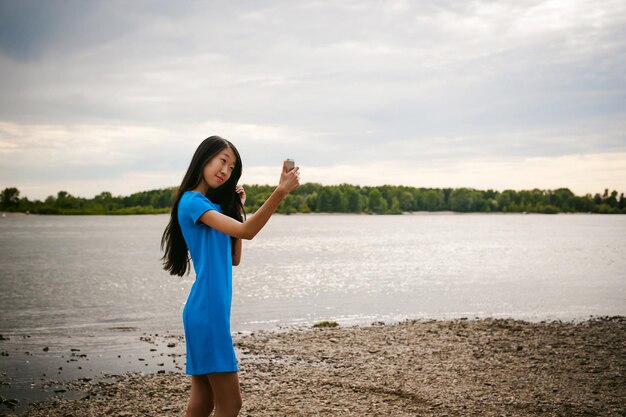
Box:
[1,213,624,338]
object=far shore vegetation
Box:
[1,184,625,215]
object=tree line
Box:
[1,185,625,215]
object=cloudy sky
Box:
[1,0,625,200]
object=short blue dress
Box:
[178,191,238,375]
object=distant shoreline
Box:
[0,210,612,217]
[3,184,625,215]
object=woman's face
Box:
[203,147,237,189]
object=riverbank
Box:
[9,316,625,417]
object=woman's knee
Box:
[187,375,214,416]
[208,372,242,416]
[186,400,214,417]
[214,391,241,416]
[215,400,241,417]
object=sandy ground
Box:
[10,316,626,417]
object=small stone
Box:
[5,398,19,407]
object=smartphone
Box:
[285,159,295,172]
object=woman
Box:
[161,136,300,417]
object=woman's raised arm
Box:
[198,162,299,240]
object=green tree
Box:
[278,194,296,214]
[55,191,77,209]
[329,188,348,212]
[485,198,498,212]
[317,189,332,212]
[368,189,387,214]
[1,187,20,210]
[449,188,477,212]
[389,196,402,214]
[346,188,362,212]
[422,189,444,211]
[4,183,625,215]
[497,190,515,212]
[305,192,318,212]
[607,190,619,208]
[399,191,414,212]
[442,188,453,208]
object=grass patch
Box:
[313,321,339,328]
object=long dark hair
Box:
[161,136,245,276]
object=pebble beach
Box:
[6,316,626,417]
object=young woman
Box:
[161,136,300,417]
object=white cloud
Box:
[0,0,624,200]
[11,151,623,201]
[0,122,166,167]
[245,152,626,196]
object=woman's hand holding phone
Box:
[278,159,300,194]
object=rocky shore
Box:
[9,316,626,417]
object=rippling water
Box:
[2,213,625,334]
[0,213,625,410]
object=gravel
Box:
[12,316,625,417]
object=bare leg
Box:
[186,375,214,417]
[208,372,242,417]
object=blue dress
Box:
[178,191,238,375]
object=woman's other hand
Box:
[278,160,300,194]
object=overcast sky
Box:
[1,0,625,200]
